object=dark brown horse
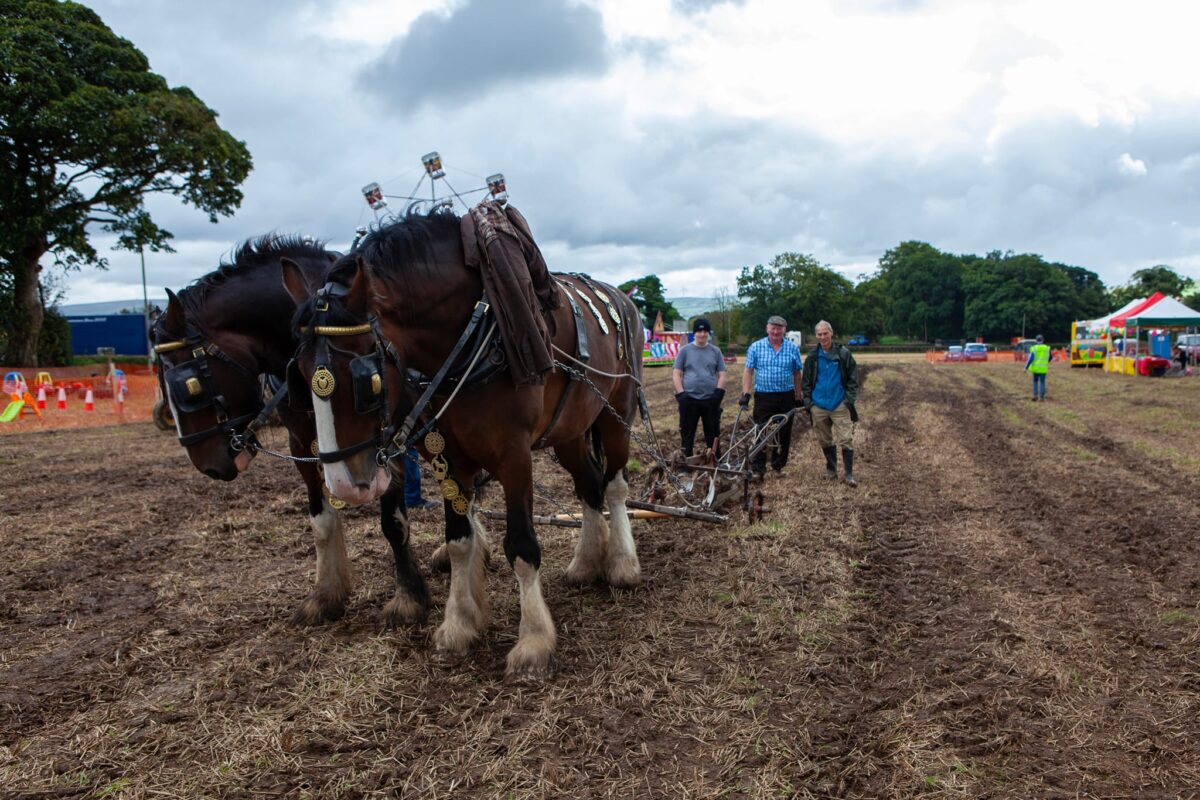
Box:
[150,235,431,627]
[282,210,645,679]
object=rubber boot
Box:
[842,448,857,487]
[822,446,837,479]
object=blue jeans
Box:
[403,446,426,506]
[1031,372,1046,398]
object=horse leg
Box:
[379,486,430,626]
[292,458,354,624]
[430,477,494,574]
[433,469,490,655]
[553,437,608,585]
[599,415,641,588]
[495,452,556,679]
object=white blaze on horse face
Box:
[312,390,390,504]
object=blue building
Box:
[66,314,150,357]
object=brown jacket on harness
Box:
[460,202,561,386]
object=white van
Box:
[785,331,803,349]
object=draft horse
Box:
[150,235,431,627]
[282,210,645,679]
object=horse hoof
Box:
[564,560,604,585]
[291,594,346,626]
[382,593,428,628]
[433,618,479,655]
[429,544,451,574]
[605,556,641,590]
[505,639,558,681]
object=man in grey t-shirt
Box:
[672,318,727,456]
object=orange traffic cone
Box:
[84,387,94,411]
[36,385,46,409]
[57,386,67,409]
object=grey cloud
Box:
[672,0,746,14]
[360,0,610,109]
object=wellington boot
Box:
[822,446,837,479]
[842,448,857,488]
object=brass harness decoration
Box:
[425,429,468,516]
[311,366,336,397]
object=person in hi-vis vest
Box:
[1025,334,1051,401]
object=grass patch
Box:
[1067,446,1099,462]
[998,406,1026,427]
[1160,609,1199,625]
[625,458,644,473]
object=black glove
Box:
[738,392,752,408]
[847,402,859,423]
[712,388,726,404]
[675,391,686,403]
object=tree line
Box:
[623,245,1198,347]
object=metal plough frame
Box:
[643,405,799,522]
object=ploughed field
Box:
[1,358,1198,798]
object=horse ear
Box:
[344,257,371,314]
[280,257,313,306]
[163,289,186,335]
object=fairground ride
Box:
[1069,320,1107,368]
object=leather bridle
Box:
[153,324,265,449]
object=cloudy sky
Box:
[65,0,1200,305]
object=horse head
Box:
[151,287,264,481]
[283,254,395,505]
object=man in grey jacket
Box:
[801,320,860,486]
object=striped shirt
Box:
[745,337,803,392]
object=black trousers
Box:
[751,390,796,473]
[678,396,722,456]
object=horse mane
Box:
[178,233,331,316]
[355,210,463,300]
[291,210,465,340]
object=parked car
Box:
[1013,339,1038,355]
[963,343,988,361]
[945,345,964,361]
[847,334,870,346]
[1177,333,1200,358]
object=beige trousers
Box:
[811,403,854,449]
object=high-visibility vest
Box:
[1029,343,1051,374]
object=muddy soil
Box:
[1,361,1198,798]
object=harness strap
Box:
[238,380,290,450]
[571,282,610,335]
[178,411,259,447]
[393,293,492,452]
[573,273,623,327]
[557,280,590,362]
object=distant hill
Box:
[667,296,720,320]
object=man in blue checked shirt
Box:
[740,314,804,477]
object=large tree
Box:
[617,274,680,329]
[845,271,889,340]
[0,0,252,364]
[736,252,854,337]
[1107,265,1196,311]
[961,251,1077,341]
[877,241,964,341]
